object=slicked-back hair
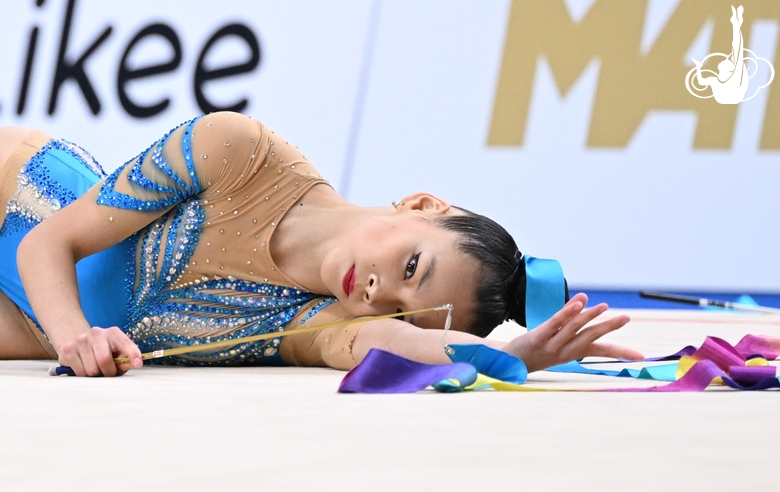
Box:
[435,207,519,337]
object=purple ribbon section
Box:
[588,346,696,364]
[729,365,778,386]
[339,349,477,394]
[630,346,697,362]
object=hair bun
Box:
[503,251,527,326]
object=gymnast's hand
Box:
[57,327,143,377]
[502,293,642,372]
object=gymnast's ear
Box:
[398,193,452,215]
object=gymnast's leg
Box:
[0,126,36,226]
[0,126,56,359]
[0,289,52,359]
[0,127,30,161]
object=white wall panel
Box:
[1,0,778,292]
[0,0,372,186]
[348,0,780,292]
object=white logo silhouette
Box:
[685,5,774,104]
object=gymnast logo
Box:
[685,5,775,104]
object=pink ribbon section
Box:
[693,337,745,371]
[734,334,780,360]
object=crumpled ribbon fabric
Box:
[337,352,477,394]
[337,334,780,394]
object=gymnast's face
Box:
[321,193,478,331]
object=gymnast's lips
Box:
[343,265,356,296]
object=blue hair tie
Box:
[504,253,568,329]
[524,255,567,329]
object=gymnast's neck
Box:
[270,183,393,295]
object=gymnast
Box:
[0,112,641,377]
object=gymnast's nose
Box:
[363,273,381,304]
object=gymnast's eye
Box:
[405,253,421,280]
[393,308,404,321]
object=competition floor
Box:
[1,308,779,491]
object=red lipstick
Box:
[342,265,356,296]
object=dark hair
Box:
[435,207,523,337]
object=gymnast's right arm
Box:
[17,186,150,376]
[17,112,253,376]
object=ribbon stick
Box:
[115,305,451,363]
[50,305,453,376]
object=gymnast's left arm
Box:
[280,293,641,371]
[350,293,640,372]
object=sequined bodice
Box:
[93,112,338,364]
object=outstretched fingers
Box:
[535,293,587,336]
[506,293,641,372]
[547,303,609,352]
[561,314,631,360]
[586,341,644,361]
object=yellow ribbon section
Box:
[467,374,553,391]
[676,356,699,382]
[464,374,609,392]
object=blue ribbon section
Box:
[524,256,566,329]
[546,360,679,382]
[445,344,528,383]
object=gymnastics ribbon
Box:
[338,344,527,393]
[337,335,780,394]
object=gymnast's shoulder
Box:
[189,112,323,185]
